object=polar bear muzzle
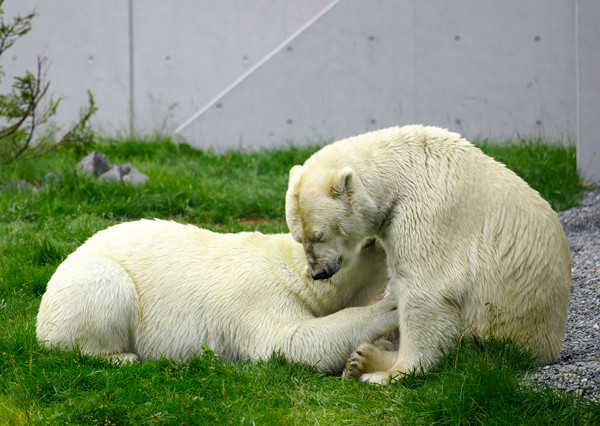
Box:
[310,256,343,280]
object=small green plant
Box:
[0,0,96,164]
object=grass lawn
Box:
[0,137,597,424]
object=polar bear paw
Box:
[342,343,374,380]
[342,342,399,383]
[342,343,370,380]
[358,371,398,385]
[101,352,140,366]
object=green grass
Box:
[0,138,313,228]
[479,138,587,211]
[0,136,596,424]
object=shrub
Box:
[0,0,96,164]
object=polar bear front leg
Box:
[346,290,462,384]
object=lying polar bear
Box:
[36,219,396,373]
[285,125,571,383]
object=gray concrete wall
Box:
[412,1,576,142]
[176,0,415,149]
[2,1,598,179]
[131,0,332,134]
[2,0,332,135]
[177,0,579,150]
[2,0,131,134]
[576,0,600,181]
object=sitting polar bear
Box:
[36,219,397,373]
[285,125,571,384]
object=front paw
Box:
[342,342,376,380]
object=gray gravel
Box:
[526,186,600,402]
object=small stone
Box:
[78,152,149,186]
[99,166,122,182]
[78,151,112,175]
[0,179,36,192]
[38,172,61,187]
[121,168,149,186]
[119,163,133,175]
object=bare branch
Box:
[9,57,49,162]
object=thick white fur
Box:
[285,125,572,383]
[36,219,397,373]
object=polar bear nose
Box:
[312,269,332,280]
[310,257,343,280]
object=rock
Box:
[99,166,123,182]
[122,168,149,186]
[119,163,132,175]
[77,151,112,175]
[38,172,61,187]
[0,179,37,192]
[98,163,149,186]
[79,152,149,186]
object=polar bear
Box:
[285,125,571,383]
[36,219,397,373]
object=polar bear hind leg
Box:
[36,254,140,363]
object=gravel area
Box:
[526,186,600,402]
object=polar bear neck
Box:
[273,235,386,315]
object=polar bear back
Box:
[38,220,305,361]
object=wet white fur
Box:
[285,125,571,383]
[36,219,396,373]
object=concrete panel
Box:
[3,0,593,179]
[413,0,576,142]
[576,0,600,181]
[176,0,415,151]
[1,0,130,135]
[132,0,332,134]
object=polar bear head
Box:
[285,164,375,281]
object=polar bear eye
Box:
[313,232,324,242]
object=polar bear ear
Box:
[331,167,354,196]
[288,165,304,186]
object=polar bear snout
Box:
[302,239,345,280]
[310,256,342,280]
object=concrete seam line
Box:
[173,0,342,135]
